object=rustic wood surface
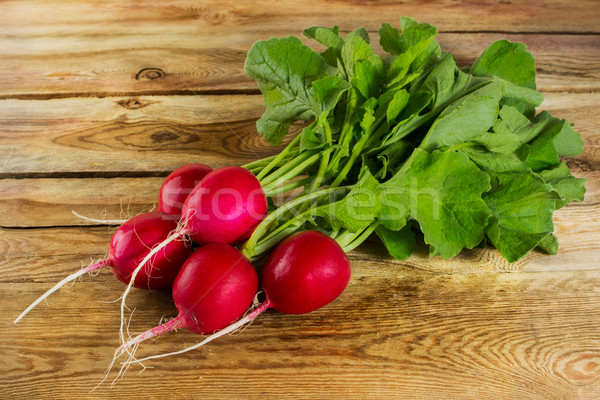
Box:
[1,1,599,399]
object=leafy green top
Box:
[243,17,586,263]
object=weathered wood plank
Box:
[2,0,599,36]
[1,32,598,97]
[0,92,597,175]
[0,177,161,227]
[0,95,279,174]
[1,242,599,399]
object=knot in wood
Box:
[566,159,590,172]
[117,98,145,110]
[204,11,226,24]
[136,68,165,80]
[151,131,179,143]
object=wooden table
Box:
[1,1,599,399]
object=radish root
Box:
[13,259,110,324]
[72,210,127,225]
[118,227,188,352]
[120,299,271,365]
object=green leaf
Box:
[416,53,473,110]
[346,27,370,44]
[553,121,584,157]
[537,233,559,255]
[499,105,535,136]
[319,47,339,68]
[359,97,378,133]
[245,37,334,144]
[311,75,352,116]
[539,162,586,209]
[300,125,324,151]
[498,109,565,154]
[386,20,438,85]
[484,170,560,262]
[500,80,544,107]
[304,26,345,69]
[524,117,577,171]
[375,140,412,178]
[341,34,374,79]
[381,149,491,258]
[386,89,410,124]
[376,224,415,260]
[321,167,381,232]
[462,144,529,173]
[473,118,525,154]
[420,81,502,151]
[303,26,344,49]
[379,23,402,55]
[471,40,537,90]
[352,59,382,99]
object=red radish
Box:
[117,166,267,350]
[260,230,351,314]
[182,166,268,244]
[107,212,192,289]
[116,230,350,364]
[13,212,192,324]
[157,164,213,217]
[115,243,258,355]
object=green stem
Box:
[260,150,315,186]
[329,113,387,188]
[256,134,302,182]
[242,186,350,257]
[329,134,368,188]
[262,177,311,197]
[249,221,305,261]
[334,230,356,249]
[242,154,278,170]
[262,153,320,190]
[307,121,333,194]
[341,222,379,253]
[244,150,299,178]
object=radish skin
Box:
[158,164,213,216]
[181,166,268,244]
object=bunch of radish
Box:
[14,160,353,382]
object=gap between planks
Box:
[1,86,599,101]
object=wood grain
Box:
[0,177,162,227]
[0,92,597,175]
[1,227,599,399]
[0,95,279,175]
[2,0,599,36]
[1,32,598,97]
[2,1,599,399]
